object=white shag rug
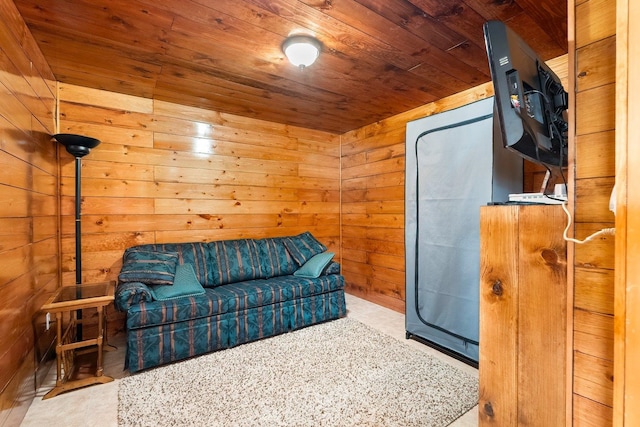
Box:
[118,318,478,426]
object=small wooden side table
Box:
[41,281,116,399]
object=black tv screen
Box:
[483,20,568,169]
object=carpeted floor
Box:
[118,318,478,426]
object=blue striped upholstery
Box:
[123,243,212,286]
[118,250,178,285]
[256,237,298,278]
[117,233,347,373]
[127,313,233,372]
[205,237,299,286]
[125,290,346,373]
[115,282,153,311]
[126,274,344,330]
[282,232,327,266]
[207,239,263,286]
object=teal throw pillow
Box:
[150,263,205,301]
[294,252,335,278]
[283,231,327,266]
[118,251,178,285]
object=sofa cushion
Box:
[256,237,298,278]
[294,252,334,278]
[125,274,345,330]
[118,250,178,285]
[282,232,327,266]
[122,243,212,286]
[207,239,267,286]
[150,264,206,301]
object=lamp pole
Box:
[54,134,101,341]
[74,155,83,286]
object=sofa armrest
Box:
[115,281,154,312]
[323,261,341,276]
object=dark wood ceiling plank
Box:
[15,0,173,53]
[53,66,156,99]
[154,59,416,133]
[11,0,568,133]
[353,0,490,73]
[156,62,394,122]
[501,13,567,60]
[0,0,54,82]
[165,16,439,107]
[152,84,361,133]
[352,0,467,50]
[405,0,489,43]
[162,42,432,126]
[462,0,525,22]
[514,0,567,49]
[236,0,476,91]
[26,25,163,78]
[294,0,490,83]
[156,1,445,108]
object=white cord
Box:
[561,202,615,244]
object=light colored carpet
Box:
[118,318,478,426]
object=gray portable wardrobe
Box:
[405,97,522,364]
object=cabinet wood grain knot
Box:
[491,280,503,296]
[541,248,559,265]
[484,401,494,418]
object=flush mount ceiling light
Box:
[282,35,321,70]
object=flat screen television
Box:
[483,20,568,171]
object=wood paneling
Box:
[572,0,617,423]
[0,1,626,425]
[575,309,614,360]
[576,0,617,48]
[341,85,491,311]
[12,0,568,134]
[614,0,640,424]
[478,206,519,426]
[340,56,567,314]
[574,394,613,425]
[0,0,57,424]
[479,205,567,426]
[574,351,614,407]
[576,131,616,179]
[57,83,341,331]
[340,82,495,311]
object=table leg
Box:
[96,306,104,377]
[54,312,63,386]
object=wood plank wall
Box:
[340,57,567,315]
[0,2,620,424]
[573,0,617,423]
[614,0,640,423]
[339,82,494,312]
[56,83,341,332]
[0,0,57,424]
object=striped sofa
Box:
[114,232,347,373]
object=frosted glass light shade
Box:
[282,35,321,69]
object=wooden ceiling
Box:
[14,0,567,134]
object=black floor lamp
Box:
[54,133,101,340]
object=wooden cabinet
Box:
[478,205,568,426]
